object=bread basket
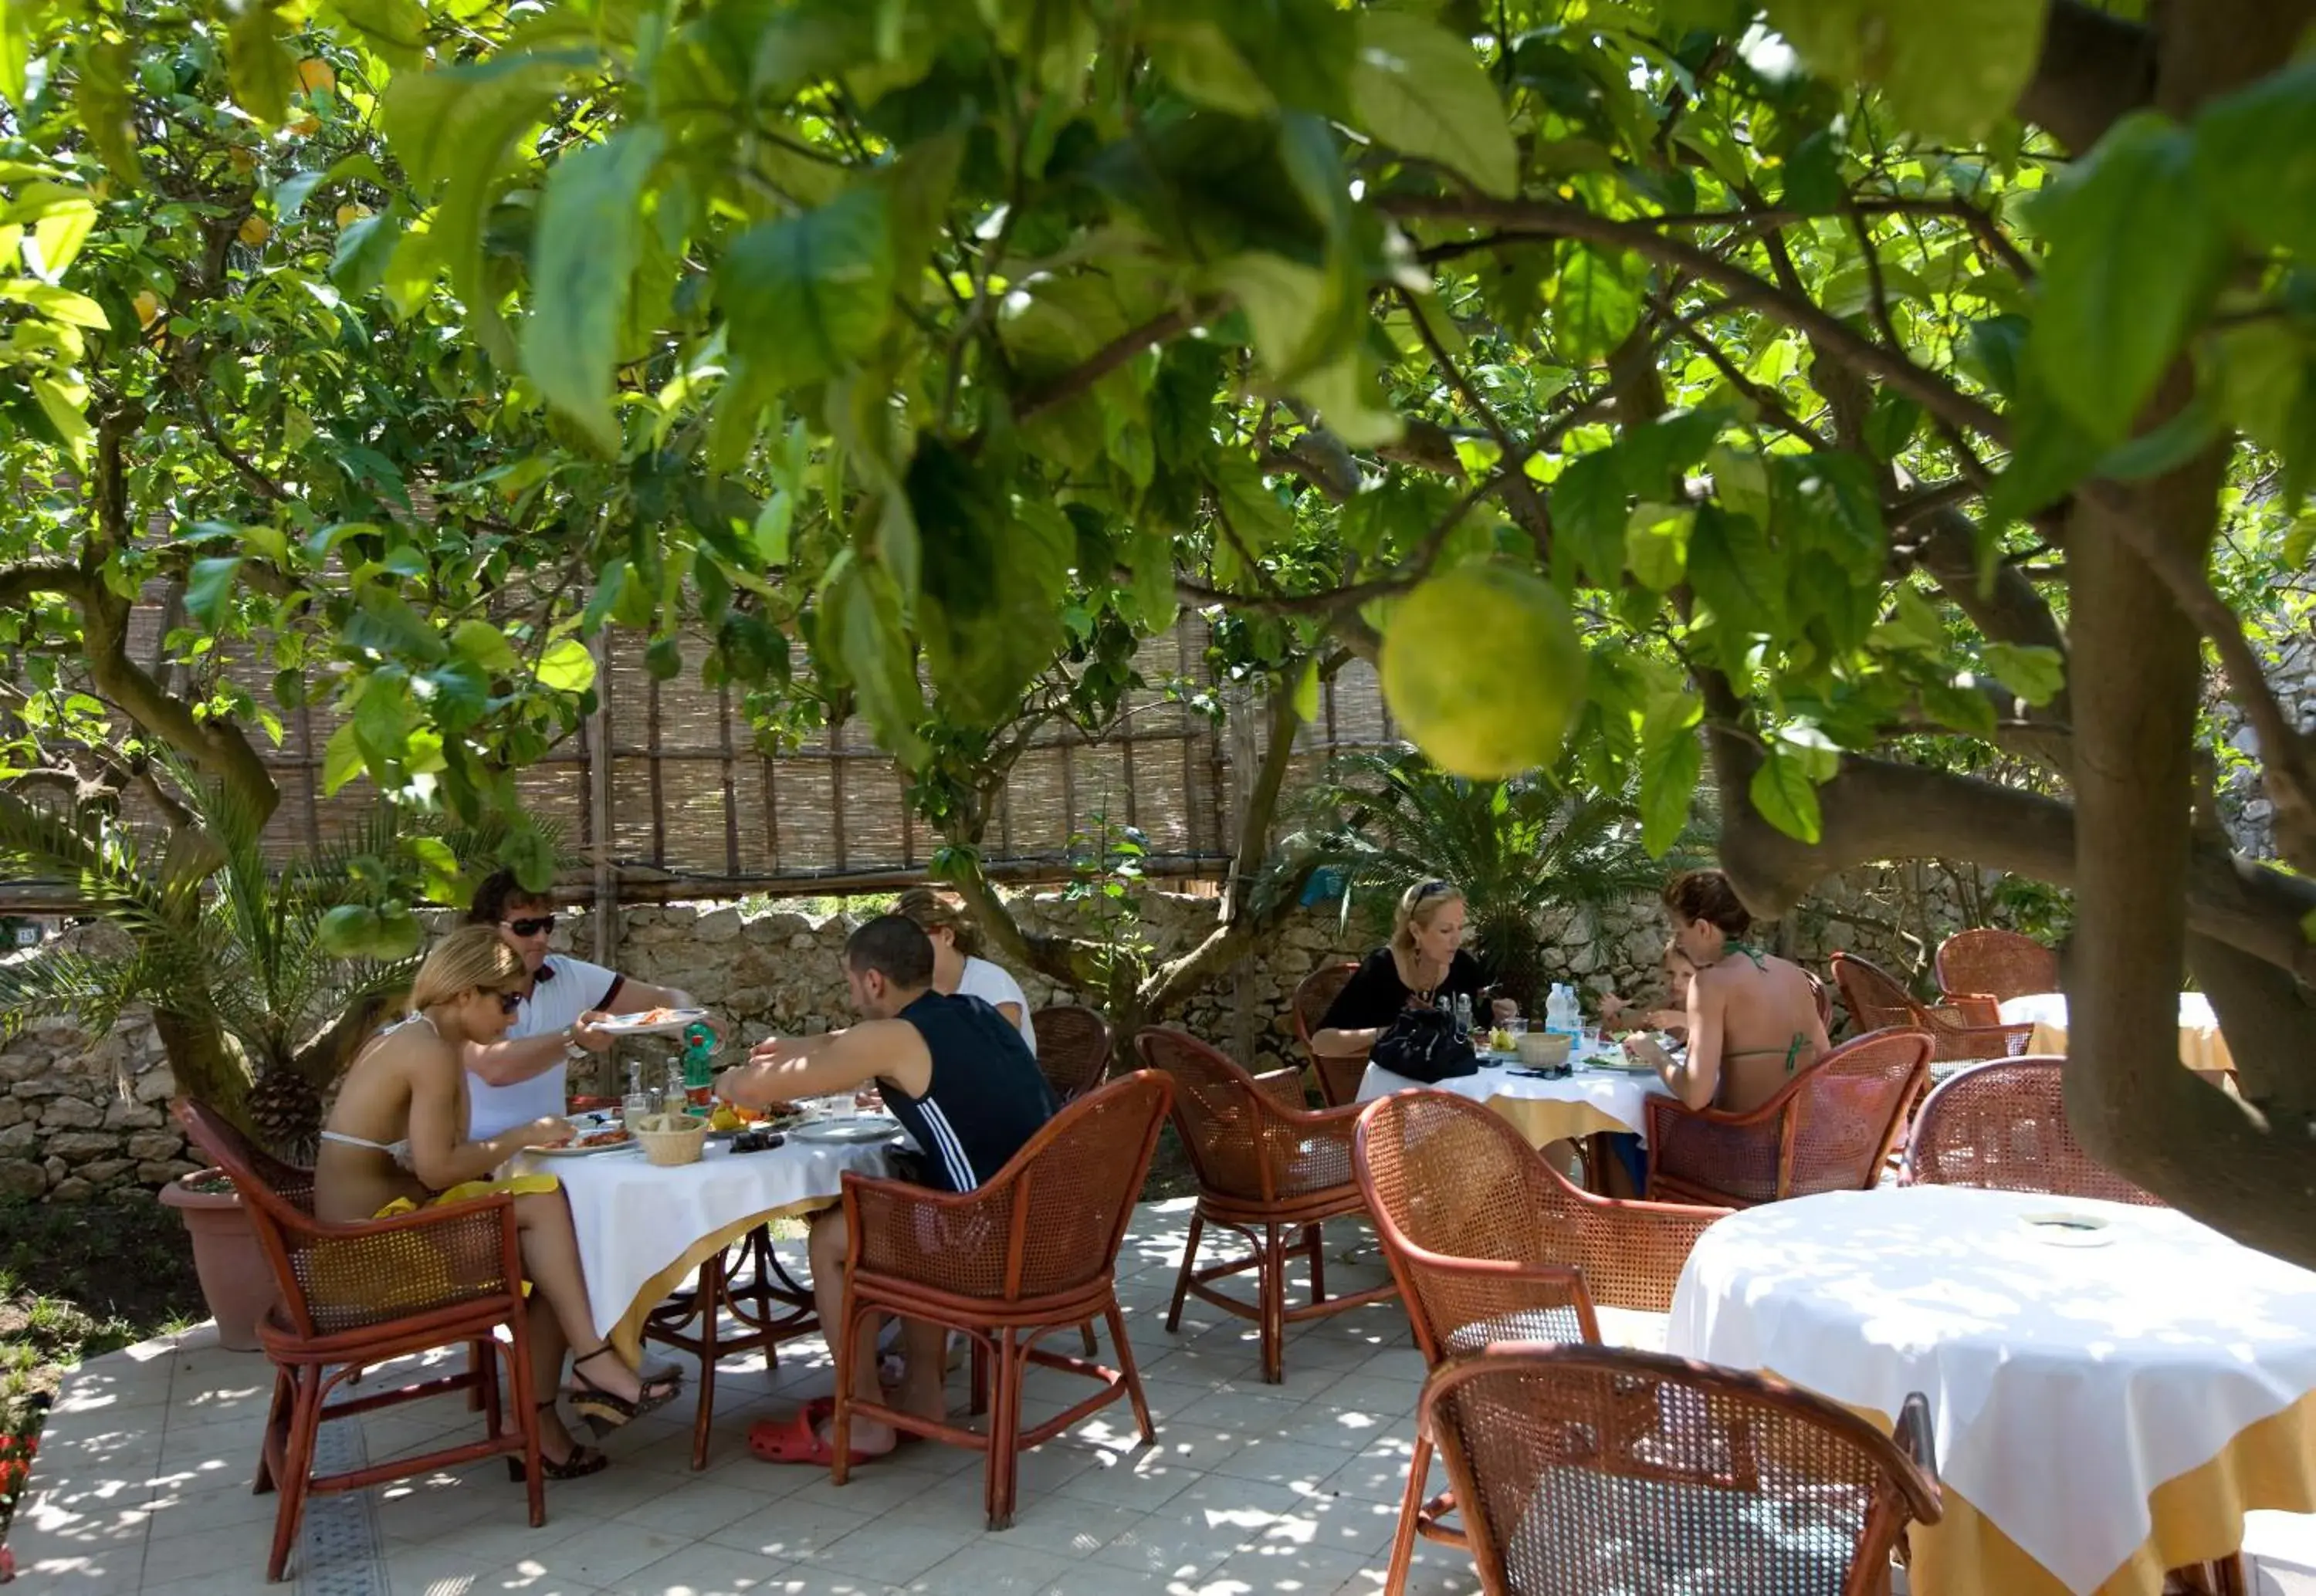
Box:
[1517,1030,1573,1069]
[632,1111,707,1167]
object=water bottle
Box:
[1546,984,1575,1036]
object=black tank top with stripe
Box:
[887,991,1058,1192]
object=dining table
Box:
[1666,1185,2316,1595]
[1998,990,2233,1080]
[514,1122,901,1466]
[1355,1043,1673,1150]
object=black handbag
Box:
[1370,1004,1478,1083]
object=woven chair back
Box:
[1905,1057,2164,1205]
[1935,928,2060,1006]
[1424,1344,1940,1595]
[1030,1003,1112,1104]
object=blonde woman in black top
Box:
[1309,881,1515,1060]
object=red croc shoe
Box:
[747,1406,877,1467]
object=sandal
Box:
[747,1407,879,1468]
[565,1346,681,1435]
[506,1399,609,1482]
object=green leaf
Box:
[0,279,108,329]
[911,438,1071,725]
[322,721,366,796]
[1623,502,1693,592]
[1216,251,1352,384]
[1981,642,2067,706]
[1549,450,1627,590]
[1637,685,1702,857]
[501,821,557,894]
[822,556,927,764]
[2194,59,2316,262]
[1749,746,1823,844]
[185,557,244,631]
[719,188,896,392]
[346,590,449,662]
[645,635,683,681]
[1760,0,2050,140]
[1553,245,1641,362]
[322,0,432,70]
[1686,507,1786,636]
[535,637,597,694]
[1292,657,1321,724]
[329,210,402,296]
[1350,11,1519,198]
[2025,113,2229,444]
[26,197,96,279]
[1146,19,1275,117]
[523,127,665,456]
[227,0,296,124]
[0,0,29,104]
[451,619,523,675]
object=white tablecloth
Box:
[1998,991,2232,1076]
[1667,1186,2316,1594]
[1356,1048,1671,1145]
[515,1136,896,1344]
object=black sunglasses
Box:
[493,989,524,1015]
[503,915,556,938]
[1412,880,1456,899]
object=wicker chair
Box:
[1355,1090,1732,1594]
[831,1072,1172,1530]
[1421,1343,1942,1596]
[1935,928,2060,1007]
[1832,951,2033,1064]
[1645,1027,1934,1209]
[174,1100,542,1582]
[1133,1026,1399,1383]
[1293,960,1365,1107]
[1902,1057,2164,1205]
[1030,1003,1111,1104]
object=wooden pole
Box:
[590,632,618,968]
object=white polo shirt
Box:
[956,955,1035,1052]
[466,953,624,1140]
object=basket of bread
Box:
[631,1111,708,1167]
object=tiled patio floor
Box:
[12,1198,2316,1596]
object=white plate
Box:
[589,1008,711,1036]
[788,1116,903,1145]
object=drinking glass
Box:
[1503,1018,1529,1038]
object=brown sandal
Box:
[507,1399,609,1481]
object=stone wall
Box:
[0,862,2005,1199]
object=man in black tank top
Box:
[712,915,1057,1466]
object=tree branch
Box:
[1376,194,2010,446]
[1648,292,1828,446]
[1014,301,1213,425]
[2016,0,2156,154]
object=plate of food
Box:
[788,1114,904,1145]
[589,1007,711,1036]
[531,1123,640,1156]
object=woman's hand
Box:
[513,1115,575,1150]
[1599,992,1633,1026]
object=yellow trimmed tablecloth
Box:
[1355,1053,1670,1150]
[1671,1188,2316,1595]
[514,1135,897,1364]
[1999,991,2234,1080]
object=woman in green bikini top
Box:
[1624,869,1832,1114]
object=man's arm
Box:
[715,1020,929,1109]
[605,977,723,1040]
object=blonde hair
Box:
[411,925,525,1011]
[890,887,982,959]
[1390,880,1464,958]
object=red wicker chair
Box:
[1644,1027,1934,1209]
[1935,928,2060,1007]
[830,1071,1172,1530]
[1903,1057,2164,1205]
[1421,1343,1942,1596]
[1832,952,2033,1064]
[1029,1003,1111,1104]
[1355,1090,1731,1594]
[174,1100,543,1582]
[1133,1026,1398,1383]
[1293,960,1365,1107]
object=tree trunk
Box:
[154,1009,251,1120]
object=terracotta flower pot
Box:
[157,1169,277,1353]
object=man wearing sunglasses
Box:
[461,870,714,1140]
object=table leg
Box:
[644,1225,824,1471]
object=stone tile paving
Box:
[11,1199,2315,1595]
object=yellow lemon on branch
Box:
[1380,563,1588,779]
